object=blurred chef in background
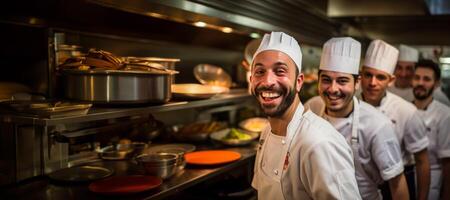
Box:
[412,59,450,200]
[250,31,360,199]
[360,40,430,200]
[306,38,408,199]
[388,45,450,106]
[388,45,418,102]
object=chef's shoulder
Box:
[359,101,394,130]
[386,92,418,116]
[431,100,450,119]
[299,110,351,152]
[304,96,324,115]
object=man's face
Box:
[361,67,395,104]
[318,70,359,114]
[412,67,437,100]
[250,50,303,117]
[394,61,415,88]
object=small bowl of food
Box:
[210,128,259,146]
[239,117,269,133]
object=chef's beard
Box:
[413,85,434,100]
[254,83,296,118]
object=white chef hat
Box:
[253,32,302,72]
[398,44,419,62]
[319,37,361,75]
[364,40,399,75]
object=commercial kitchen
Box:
[1,0,450,199]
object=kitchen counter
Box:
[1,144,257,200]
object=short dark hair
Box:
[416,59,441,80]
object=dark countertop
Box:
[1,145,257,200]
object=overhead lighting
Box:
[147,12,165,19]
[193,21,207,27]
[221,27,233,33]
[250,33,261,38]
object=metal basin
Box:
[135,153,179,179]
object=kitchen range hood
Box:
[88,0,343,46]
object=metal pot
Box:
[61,69,176,104]
[135,153,179,179]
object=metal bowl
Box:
[193,64,232,88]
[97,142,149,160]
[135,153,179,179]
[244,38,262,65]
[156,149,186,170]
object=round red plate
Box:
[89,175,162,195]
[184,150,241,165]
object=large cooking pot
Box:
[61,69,176,104]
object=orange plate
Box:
[89,175,162,195]
[184,150,241,165]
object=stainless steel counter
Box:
[0,89,254,126]
[1,145,256,200]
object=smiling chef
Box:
[305,38,409,199]
[250,31,361,200]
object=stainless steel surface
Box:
[0,90,255,185]
[8,102,92,118]
[61,69,173,104]
[89,0,338,45]
[3,146,256,200]
[0,89,254,126]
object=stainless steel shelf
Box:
[1,89,254,126]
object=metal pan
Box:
[61,69,177,104]
[48,165,113,183]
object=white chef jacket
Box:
[360,91,429,165]
[388,85,450,107]
[416,100,450,200]
[388,85,414,102]
[252,103,361,200]
[432,86,450,107]
[306,96,404,200]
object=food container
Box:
[135,153,179,179]
[210,128,259,146]
[97,142,149,160]
[169,121,227,143]
[61,69,177,104]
